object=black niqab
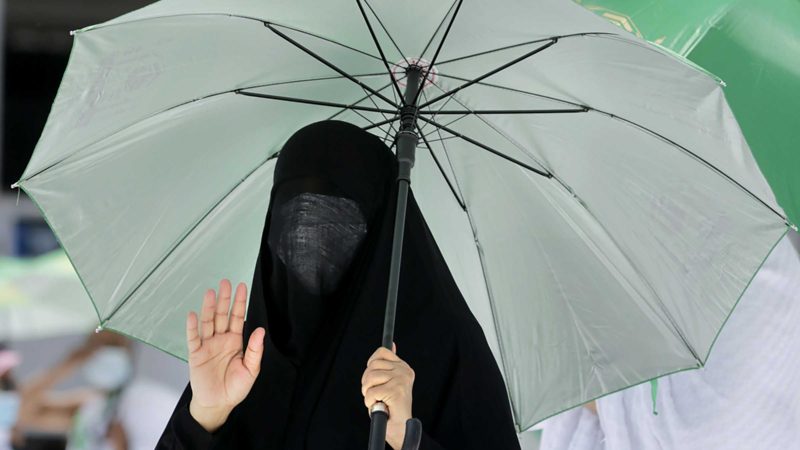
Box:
[157,120,521,450]
[262,121,392,365]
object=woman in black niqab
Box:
[157,120,521,450]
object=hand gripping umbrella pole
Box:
[366,67,424,450]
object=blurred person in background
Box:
[0,345,21,450]
[12,331,132,450]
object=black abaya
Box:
[156,120,521,450]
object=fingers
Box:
[229,283,248,335]
[361,342,415,406]
[196,280,246,343]
[363,383,389,409]
[242,327,265,378]
[363,382,410,410]
[367,345,400,366]
[215,279,232,334]
[199,288,217,340]
[361,360,396,387]
[361,369,394,396]
[186,312,201,354]
[365,359,397,373]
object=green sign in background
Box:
[577,0,800,226]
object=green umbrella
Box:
[575,0,800,226]
[11,0,795,434]
[0,251,96,341]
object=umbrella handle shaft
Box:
[381,178,410,349]
[370,137,415,450]
[369,65,422,450]
[370,170,412,450]
[368,404,389,450]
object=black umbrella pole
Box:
[368,67,423,450]
[368,142,414,450]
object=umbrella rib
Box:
[270,22,384,62]
[364,0,410,70]
[101,155,277,325]
[591,109,789,223]
[414,118,506,406]
[363,0,411,68]
[409,0,464,108]
[357,83,400,138]
[433,118,468,205]
[325,77,402,139]
[420,113,469,141]
[344,106,378,127]
[265,23,399,108]
[417,0,460,62]
[236,91,396,114]
[425,78,556,177]
[327,76,406,146]
[416,124,466,210]
[417,81,461,136]
[360,111,396,142]
[15,74,386,187]
[328,73,407,122]
[458,187,520,426]
[436,73,587,109]
[424,75,788,223]
[355,0,406,104]
[517,164,705,365]
[418,38,558,110]
[419,108,588,115]
[418,133,459,144]
[76,13,383,63]
[350,110,386,137]
[434,32,616,66]
[418,117,552,179]
[363,116,400,133]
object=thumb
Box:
[242,327,265,377]
[392,341,397,354]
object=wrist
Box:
[386,420,408,450]
[189,400,231,433]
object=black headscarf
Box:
[158,120,521,450]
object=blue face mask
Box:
[0,391,20,429]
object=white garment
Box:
[540,232,800,450]
[0,429,10,450]
[115,378,181,450]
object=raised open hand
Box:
[186,279,265,432]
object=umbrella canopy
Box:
[0,251,96,341]
[12,0,793,431]
[575,0,800,226]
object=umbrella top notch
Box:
[390,57,439,92]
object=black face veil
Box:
[158,119,521,450]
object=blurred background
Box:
[1,2,186,449]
